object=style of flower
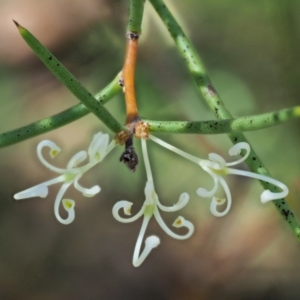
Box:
[14,132,116,224]
[149,135,288,217]
[113,138,194,267]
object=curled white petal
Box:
[14,184,49,199]
[210,176,232,217]
[157,192,190,212]
[37,140,67,174]
[145,236,160,249]
[112,200,144,223]
[227,168,289,203]
[49,144,61,158]
[132,235,160,268]
[260,181,289,203]
[208,153,226,169]
[14,175,67,200]
[197,166,219,198]
[210,196,227,216]
[172,216,194,239]
[132,214,160,267]
[73,174,101,197]
[61,199,75,224]
[88,133,109,163]
[81,185,101,197]
[83,187,101,197]
[176,192,190,208]
[226,142,250,166]
[67,151,88,171]
[210,197,225,217]
[154,210,194,240]
[54,182,74,225]
[62,199,75,210]
[197,186,217,198]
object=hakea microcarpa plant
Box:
[4,0,298,268]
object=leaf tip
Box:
[13,20,25,33]
[13,19,20,27]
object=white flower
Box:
[149,135,288,217]
[113,138,194,267]
[197,142,288,216]
[14,132,116,225]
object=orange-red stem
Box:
[123,37,139,124]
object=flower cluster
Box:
[149,135,288,217]
[14,132,116,224]
[14,131,288,266]
[113,138,194,267]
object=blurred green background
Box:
[0,0,300,299]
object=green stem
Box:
[145,106,300,134]
[0,73,122,148]
[128,0,145,34]
[14,21,124,133]
[5,83,297,148]
[3,95,296,148]
[149,0,234,119]
[150,0,300,240]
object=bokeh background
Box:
[0,0,300,299]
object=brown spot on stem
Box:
[135,121,149,139]
[207,84,217,97]
[115,130,130,145]
[126,32,140,41]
